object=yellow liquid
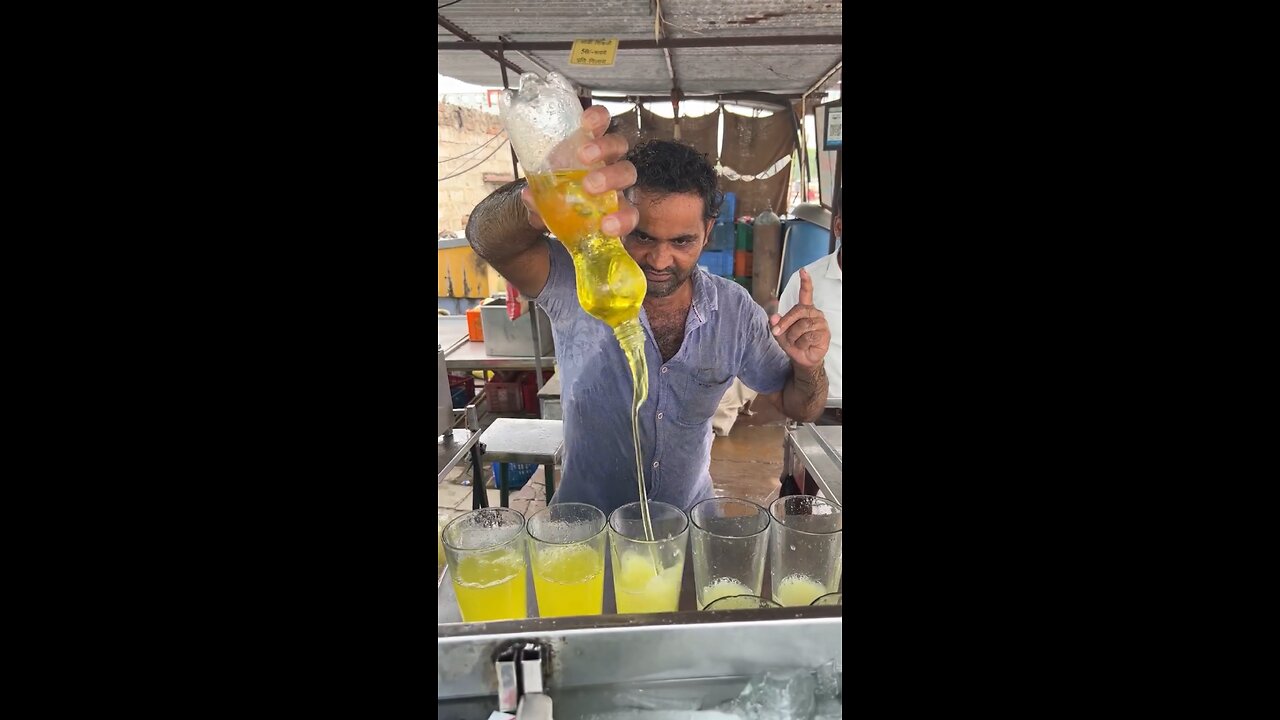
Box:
[698,577,757,609]
[453,553,527,622]
[527,170,646,328]
[532,544,604,617]
[528,170,655,548]
[774,574,828,608]
[614,552,682,614]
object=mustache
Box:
[639,264,678,275]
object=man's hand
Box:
[768,268,830,369]
[517,106,640,238]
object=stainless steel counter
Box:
[437,428,481,484]
[440,557,841,709]
[438,315,470,356]
[444,339,556,372]
[438,607,842,708]
[786,423,843,505]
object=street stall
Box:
[438,2,843,716]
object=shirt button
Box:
[656,412,664,419]
[660,366,669,374]
[652,461,660,468]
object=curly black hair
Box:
[623,139,723,222]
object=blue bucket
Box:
[779,220,833,294]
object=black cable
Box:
[438,0,465,9]
[438,131,506,163]
[438,139,510,182]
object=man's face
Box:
[623,189,713,299]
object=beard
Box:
[639,263,691,298]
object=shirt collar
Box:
[825,250,842,281]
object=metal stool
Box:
[479,418,564,507]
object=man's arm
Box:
[773,360,829,422]
[766,268,832,422]
[465,105,639,299]
[466,179,551,298]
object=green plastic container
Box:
[735,222,753,251]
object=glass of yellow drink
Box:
[441,507,528,623]
[689,498,771,610]
[703,595,782,610]
[527,503,607,618]
[768,495,842,607]
[608,501,689,614]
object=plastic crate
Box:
[448,375,475,409]
[485,381,524,412]
[699,250,734,277]
[492,462,537,490]
[708,223,735,252]
[719,191,737,224]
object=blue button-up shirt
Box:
[532,238,792,516]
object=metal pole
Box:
[438,344,454,439]
[499,46,521,181]
[438,35,844,51]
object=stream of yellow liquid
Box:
[528,170,654,548]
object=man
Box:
[466,107,830,515]
[777,204,842,425]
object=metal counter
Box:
[440,554,841,710]
[437,428,481,484]
[786,423,843,506]
[438,608,842,710]
[442,313,555,370]
[438,315,469,356]
[444,339,556,372]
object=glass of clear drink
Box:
[441,507,528,623]
[703,595,782,610]
[768,495,842,607]
[527,503,607,617]
[689,497,771,610]
[608,501,689,614]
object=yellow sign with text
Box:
[569,38,619,67]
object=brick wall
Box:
[438,103,519,236]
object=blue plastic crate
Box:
[492,462,537,490]
[718,191,736,224]
[699,250,734,277]
[707,223,735,251]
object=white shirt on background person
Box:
[777,248,842,402]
